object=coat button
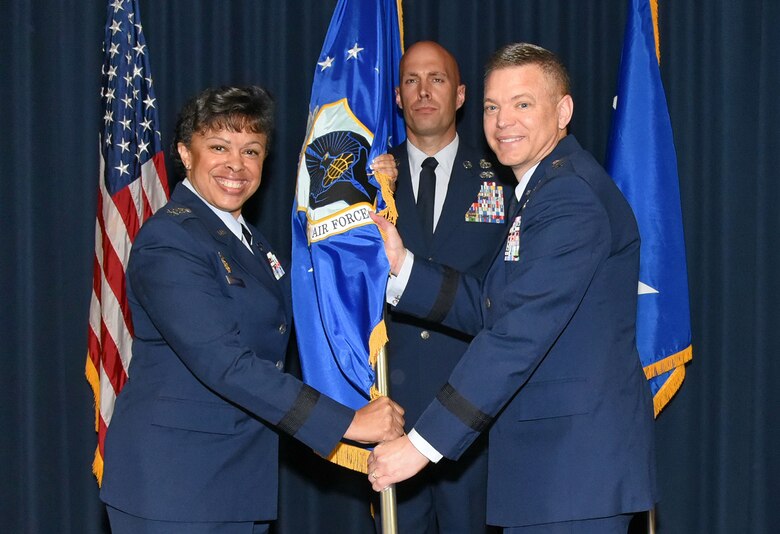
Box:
[278,323,287,334]
[485,298,492,309]
[275,360,284,371]
[420,330,430,340]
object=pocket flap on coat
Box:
[513,377,590,421]
[151,396,244,435]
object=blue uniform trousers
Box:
[107,505,271,534]
[503,513,633,533]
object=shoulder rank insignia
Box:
[465,181,505,224]
[504,215,522,261]
[166,207,192,216]
[462,160,473,169]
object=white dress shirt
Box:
[406,135,460,231]
[182,179,254,253]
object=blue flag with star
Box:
[606,0,692,416]
[291,0,404,471]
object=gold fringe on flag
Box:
[324,323,387,472]
[84,354,105,485]
[643,344,692,379]
[325,442,371,474]
[652,364,686,417]
[642,345,692,417]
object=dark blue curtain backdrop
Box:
[1,1,778,532]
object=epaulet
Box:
[547,156,574,176]
[160,204,196,223]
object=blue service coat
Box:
[100,184,354,523]
[388,140,510,428]
[384,140,509,533]
[396,135,657,527]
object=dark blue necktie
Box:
[241,223,254,251]
[507,191,518,217]
[418,157,438,242]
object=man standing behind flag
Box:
[369,43,657,532]
[376,40,507,534]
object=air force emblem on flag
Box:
[306,129,374,210]
[297,99,379,243]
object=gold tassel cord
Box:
[374,169,398,224]
[368,320,388,370]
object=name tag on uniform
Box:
[504,216,521,262]
[465,181,505,224]
[225,274,246,287]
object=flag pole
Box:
[375,343,398,534]
[648,508,656,534]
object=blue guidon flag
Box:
[291,0,404,471]
[606,0,693,416]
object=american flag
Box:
[86,0,168,485]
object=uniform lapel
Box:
[175,186,285,300]
[431,144,485,251]
[516,135,581,218]
[493,135,583,262]
[245,223,290,313]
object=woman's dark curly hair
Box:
[171,85,275,175]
